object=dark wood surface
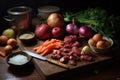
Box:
[0,40,120,80]
[0,53,120,80]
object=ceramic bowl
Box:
[6,51,32,67]
[88,37,113,54]
[18,31,36,45]
[37,5,60,19]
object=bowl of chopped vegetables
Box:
[6,51,32,67]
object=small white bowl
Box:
[88,37,113,54]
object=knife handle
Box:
[47,58,69,69]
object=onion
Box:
[81,46,91,55]
[4,45,13,54]
[66,19,78,35]
[79,26,94,38]
[35,24,51,39]
[7,38,17,47]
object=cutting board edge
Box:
[32,56,114,80]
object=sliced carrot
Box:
[36,48,42,54]
[41,49,49,56]
[33,47,40,51]
[39,43,54,54]
[36,45,45,54]
[42,39,54,46]
[41,40,49,46]
[36,46,46,54]
[55,44,62,48]
[43,43,56,51]
[33,39,63,56]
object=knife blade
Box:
[22,50,69,69]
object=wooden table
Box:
[0,46,120,80]
[0,55,120,80]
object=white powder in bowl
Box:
[8,54,28,65]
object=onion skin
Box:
[4,45,13,54]
[81,46,91,55]
[0,35,8,45]
[7,38,17,47]
[35,24,51,39]
[79,26,94,38]
[47,13,64,28]
[52,27,64,39]
[66,23,78,35]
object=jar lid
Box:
[38,6,60,13]
[7,6,32,15]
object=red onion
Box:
[79,26,93,38]
[35,24,51,39]
[66,19,78,35]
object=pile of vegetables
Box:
[63,8,120,40]
[33,39,63,56]
[35,13,65,40]
[65,19,94,38]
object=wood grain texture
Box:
[16,38,118,80]
[0,40,120,80]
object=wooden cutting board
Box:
[17,38,114,80]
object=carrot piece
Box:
[41,49,49,56]
[33,47,40,51]
[33,39,63,55]
[33,40,49,53]
[42,43,56,52]
[36,48,42,54]
[42,40,49,46]
[55,44,62,48]
[41,43,56,56]
[36,46,44,54]
[37,46,46,53]
[42,39,56,46]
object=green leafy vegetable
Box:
[63,8,120,39]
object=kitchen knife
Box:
[22,50,69,69]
